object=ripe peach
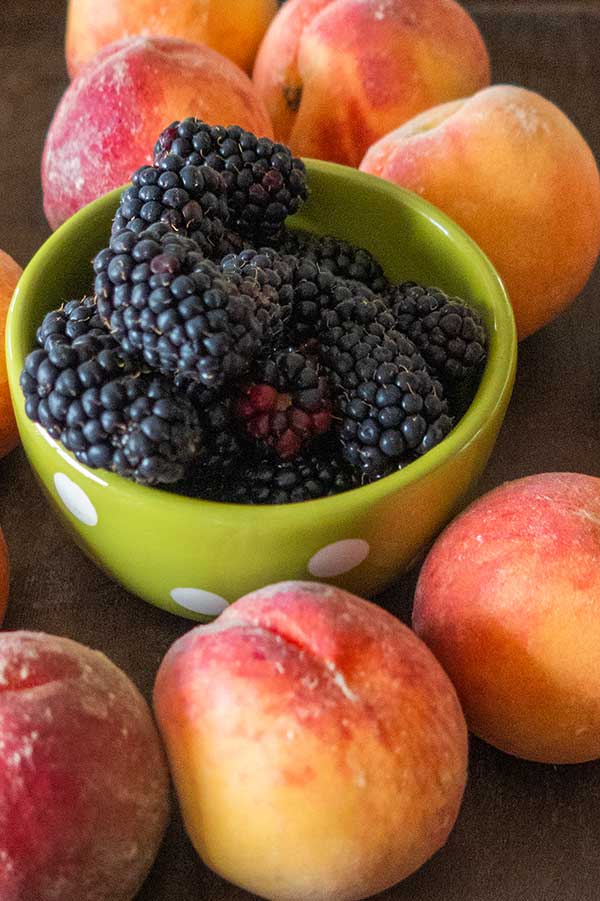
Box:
[361,84,600,340]
[0,632,170,899]
[66,0,278,78]
[252,0,490,167]
[0,249,22,459]
[413,472,600,765]
[0,527,8,625]
[154,581,468,901]
[42,36,274,230]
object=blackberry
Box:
[290,259,375,340]
[387,283,488,380]
[153,119,308,240]
[112,158,228,257]
[94,225,275,386]
[216,229,255,258]
[319,316,454,477]
[176,378,246,471]
[201,397,246,470]
[20,326,203,486]
[221,244,376,340]
[36,296,107,347]
[319,293,397,339]
[222,447,359,504]
[278,229,389,294]
[175,394,250,501]
[220,246,296,327]
[235,350,332,459]
[318,296,409,393]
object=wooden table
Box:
[1,2,600,898]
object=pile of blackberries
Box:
[21,118,488,503]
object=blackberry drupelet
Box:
[153,118,308,240]
[20,324,203,486]
[387,283,488,380]
[112,158,228,257]
[222,447,359,504]
[236,349,332,459]
[278,229,389,294]
[94,225,275,387]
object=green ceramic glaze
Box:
[6,161,517,620]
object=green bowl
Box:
[6,161,516,620]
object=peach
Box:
[66,0,278,78]
[0,250,22,459]
[0,527,7,625]
[42,36,274,230]
[361,84,600,340]
[154,581,468,901]
[252,0,490,167]
[0,632,170,899]
[413,472,600,765]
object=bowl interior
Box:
[6,159,516,522]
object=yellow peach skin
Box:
[154,582,468,901]
[253,0,490,167]
[413,472,600,764]
[0,250,22,458]
[66,0,278,77]
[361,85,600,340]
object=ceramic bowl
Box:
[6,160,516,620]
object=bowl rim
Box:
[6,159,517,521]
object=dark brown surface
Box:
[1,1,600,899]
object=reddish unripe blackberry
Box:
[235,350,332,459]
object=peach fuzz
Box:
[42,35,274,230]
[154,581,468,901]
[0,632,170,900]
[66,0,278,78]
[413,472,600,765]
[252,0,490,167]
[0,527,7,624]
[361,84,600,340]
[0,250,22,458]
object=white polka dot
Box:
[170,588,228,616]
[308,539,370,578]
[53,472,98,526]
